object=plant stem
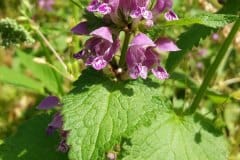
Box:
[32,25,68,72]
[186,18,240,115]
[70,0,82,8]
[119,32,131,68]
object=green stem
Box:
[70,0,82,8]
[31,25,68,72]
[186,18,240,115]
[119,32,131,68]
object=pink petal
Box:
[164,10,178,21]
[139,65,148,79]
[87,0,100,12]
[91,56,108,70]
[152,66,169,80]
[155,38,180,52]
[71,21,89,35]
[130,33,155,48]
[98,3,112,15]
[153,0,172,14]
[90,27,113,43]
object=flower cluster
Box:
[0,18,34,47]
[72,0,180,80]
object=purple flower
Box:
[71,21,89,35]
[73,27,120,70]
[87,0,178,26]
[153,0,173,14]
[37,96,63,135]
[164,10,178,21]
[57,131,69,153]
[71,0,180,80]
[37,96,69,152]
[87,0,113,15]
[37,96,60,110]
[57,139,69,153]
[38,0,54,11]
[126,33,179,79]
[47,113,69,153]
[46,112,63,135]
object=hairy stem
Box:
[119,32,131,68]
[186,18,240,115]
[31,25,68,72]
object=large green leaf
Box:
[0,114,68,160]
[0,66,45,94]
[123,108,229,160]
[159,14,238,28]
[17,50,63,95]
[62,69,166,160]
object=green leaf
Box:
[17,50,63,95]
[62,69,166,160]
[166,2,240,73]
[123,109,229,160]
[166,24,214,73]
[83,12,105,32]
[0,114,68,160]
[159,14,238,28]
[0,66,45,94]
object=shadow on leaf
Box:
[71,69,161,97]
[0,114,68,160]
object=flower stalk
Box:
[186,17,240,115]
[119,31,132,68]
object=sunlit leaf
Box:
[62,69,166,160]
[123,110,229,160]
